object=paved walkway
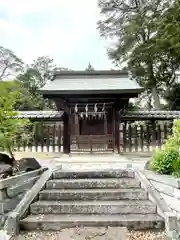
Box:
[12,227,129,240]
[56,155,148,171]
[13,152,149,171]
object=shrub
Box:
[172,159,180,178]
[151,147,179,175]
[151,119,180,176]
[164,119,180,149]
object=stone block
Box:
[46,178,140,189]
[39,189,147,201]
[53,169,135,179]
[30,200,156,215]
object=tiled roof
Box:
[122,111,180,119]
[15,111,64,119]
[14,110,180,120]
[40,70,143,94]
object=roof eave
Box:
[40,88,144,96]
[52,70,129,78]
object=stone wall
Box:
[0,168,46,228]
[144,170,180,218]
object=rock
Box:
[0,164,13,178]
[0,153,14,166]
[145,160,151,170]
[18,158,41,173]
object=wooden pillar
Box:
[112,108,116,152]
[112,106,120,153]
[63,112,70,154]
[74,113,79,135]
[104,113,107,135]
[115,110,120,154]
[104,113,108,150]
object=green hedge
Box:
[150,119,180,177]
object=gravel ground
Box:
[129,230,165,239]
[11,229,166,240]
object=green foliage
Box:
[98,0,179,109]
[32,56,56,87]
[164,119,180,149]
[0,81,33,160]
[13,120,33,146]
[127,102,140,111]
[151,119,180,176]
[0,119,32,150]
[0,46,24,80]
[172,159,180,178]
[151,148,179,175]
[16,56,57,111]
[164,83,180,110]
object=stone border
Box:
[143,170,180,215]
[127,164,180,239]
[0,165,61,239]
[0,167,48,216]
[143,170,180,189]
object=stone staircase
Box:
[20,169,164,231]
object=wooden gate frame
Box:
[71,134,114,153]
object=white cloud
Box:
[0,0,113,70]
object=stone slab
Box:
[20,213,164,231]
[39,188,148,201]
[46,178,140,189]
[53,169,135,179]
[30,200,157,215]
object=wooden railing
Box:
[71,134,114,153]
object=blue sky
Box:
[0,0,114,70]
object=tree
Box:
[0,46,24,80]
[17,67,55,110]
[14,86,41,111]
[85,63,95,71]
[18,56,57,110]
[164,83,180,110]
[0,81,31,162]
[18,68,41,93]
[98,0,176,109]
[32,56,56,88]
[17,56,72,110]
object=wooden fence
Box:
[0,121,173,153]
[119,122,172,153]
[0,122,64,153]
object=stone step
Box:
[52,169,134,179]
[20,213,164,231]
[39,189,148,201]
[46,178,140,189]
[30,200,156,215]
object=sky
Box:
[0,0,114,70]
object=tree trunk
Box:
[151,87,161,110]
[147,96,152,110]
[146,60,161,110]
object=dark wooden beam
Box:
[44,93,137,101]
[63,112,70,154]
